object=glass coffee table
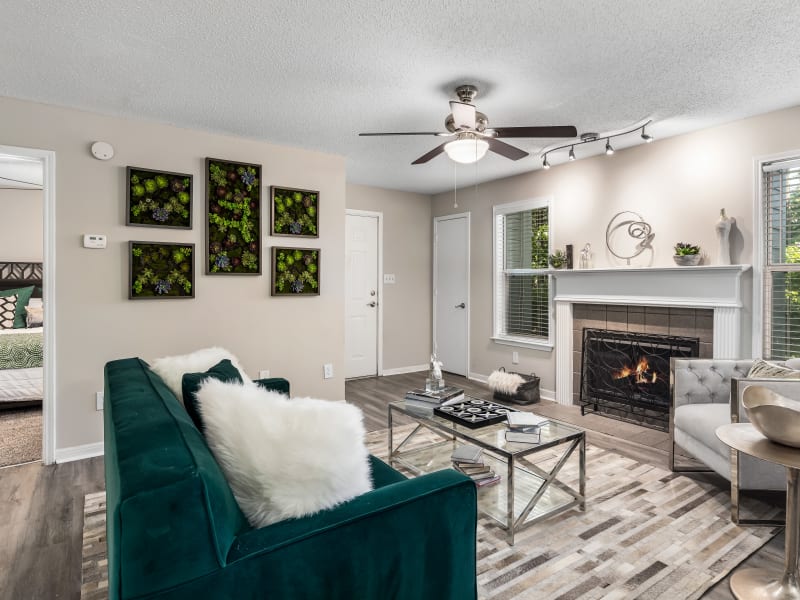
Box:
[388,398,586,545]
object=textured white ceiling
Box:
[2,1,800,194]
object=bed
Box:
[0,262,43,409]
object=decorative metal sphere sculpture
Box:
[605,211,655,265]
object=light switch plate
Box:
[259,370,270,379]
[323,363,334,379]
[383,274,396,284]
[96,391,104,411]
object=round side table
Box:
[717,423,800,600]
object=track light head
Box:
[605,139,614,155]
[641,126,653,143]
[542,154,550,169]
[568,146,576,161]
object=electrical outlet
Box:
[96,391,104,411]
[323,363,334,379]
[383,274,396,284]
[259,370,270,379]
[512,351,519,365]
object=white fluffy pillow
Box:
[149,347,249,402]
[196,378,373,527]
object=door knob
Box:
[455,302,466,309]
[368,301,377,307]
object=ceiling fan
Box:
[359,85,577,165]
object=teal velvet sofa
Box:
[103,357,478,599]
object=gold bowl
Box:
[742,385,800,448]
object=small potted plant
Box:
[548,249,567,269]
[673,242,701,266]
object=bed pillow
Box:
[0,286,34,328]
[25,306,43,328]
[196,378,373,528]
[181,359,244,430]
[0,294,18,329]
[149,346,249,402]
[747,359,800,379]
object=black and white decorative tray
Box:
[434,398,517,429]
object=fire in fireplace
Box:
[580,328,699,431]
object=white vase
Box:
[715,209,735,265]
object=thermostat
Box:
[83,234,107,249]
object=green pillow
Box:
[181,359,243,430]
[0,286,34,328]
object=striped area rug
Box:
[82,426,779,599]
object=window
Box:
[761,158,800,359]
[493,198,551,348]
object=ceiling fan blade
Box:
[450,101,476,130]
[487,138,529,161]
[493,126,578,138]
[359,131,443,136]
[411,143,448,165]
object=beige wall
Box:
[346,183,432,370]
[433,105,800,392]
[0,188,43,261]
[0,96,346,451]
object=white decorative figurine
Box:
[427,354,444,392]
[579,243,592,269]
[715,208,735,265]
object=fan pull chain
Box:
[453,162,458,209]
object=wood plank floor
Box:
[0,371,784,599]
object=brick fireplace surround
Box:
[551,265,751,407]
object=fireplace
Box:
[579,328,699,430]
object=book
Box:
[467,470,498,482]
[450,444,483,464]
[475,474,502,488]
[454,464,491,475]
[405,386,464,405]
[505,429,542,444]
[506,412,550,429]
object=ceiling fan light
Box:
[444,138,489,164]
[542,155,550,169]
[605,139,615,155]
[568,146,576,161]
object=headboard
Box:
[0,262,43,297]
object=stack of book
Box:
[404,386,465,413]
[450,444,501,488]
[504,412,551,444]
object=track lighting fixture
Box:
[539,119,653,169]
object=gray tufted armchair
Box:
[670,358,796,525]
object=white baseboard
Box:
[468,371,489,383]
[540,387,556,401]
[381,364,427,376]
[55,441,104,463]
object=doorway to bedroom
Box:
[0,153,45,467]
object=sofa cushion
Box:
[196,378,374,527]
[747,358,800,379]
[673,402,731,461]
[182,359,243,430]
[150,346,248,402]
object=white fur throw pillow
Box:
[488,370,525,395]
[149,347,249,402]
[196,378,373,527]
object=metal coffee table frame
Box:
[388,400,586,545]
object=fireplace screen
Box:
[579,328,699,430]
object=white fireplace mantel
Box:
[551,264,751,406]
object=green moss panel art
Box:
[129,242,195,299]
[271,186,319,237]
[272,247,320,296]
[206,158,262,275]
[126,167,192,229]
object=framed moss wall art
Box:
[206,158,262,275]
[271,186,319,237]
[129,241,195,299]
[271,247,320,296]
[126,167,192,229]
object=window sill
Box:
[491,337,554,352]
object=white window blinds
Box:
[494,199,550,344]
[762,158,800,359]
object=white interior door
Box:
[434,213,469,377]
[345,212,380,378]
